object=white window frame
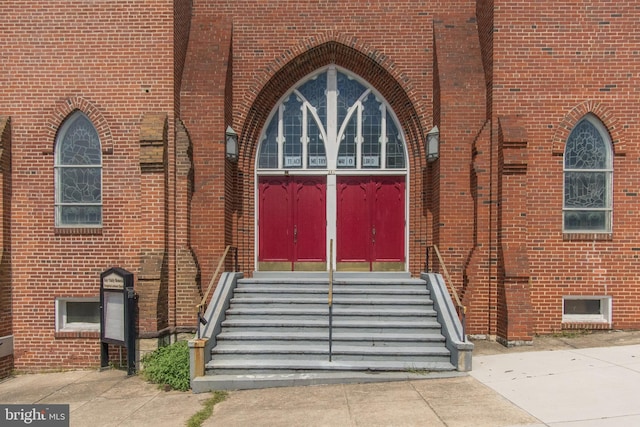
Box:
[55,297,100,332]
[562,295,612,324]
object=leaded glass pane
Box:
[282,95,303,168]
[361,94,382,169]
[565,120,608,169]
[59,115,101,165]
[61,167,102,203]
[564,171,607,208]
[386,113,405,168]
[307,115,326,168]
[299,73,327,127]
[258,117,279,168]
[337,115,357,168]
[61,205,102,226]
[337,72,366,127]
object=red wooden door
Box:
[258,177,291,267]
[336,177,371,269]
[258,176,326,271]
[337,176,405,271]
[371,176,405,269]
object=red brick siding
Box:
[493,1,640,333]
[0,1,176,369]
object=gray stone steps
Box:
[204,276,456,384]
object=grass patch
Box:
[141,340,190,392]
[186,391,228,427]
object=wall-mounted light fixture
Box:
[427,126,439,162]
[225,126,238,162]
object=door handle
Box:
[372,226,376,243]
[294,225,298,243]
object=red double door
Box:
[258,175,405,271]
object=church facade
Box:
[1,0,639,375]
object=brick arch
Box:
[45,96,113,155]
[239,38,428,167]
[237,38,430,275]
[551,101,625,156]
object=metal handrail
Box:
[429,245,467,338]
[328,239,334,362]
[196,245,238,338]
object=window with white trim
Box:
[562,296,612,324]
[55,297,100,332]
[55,111,102,227]
[563,114,612,232]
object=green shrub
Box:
[141,340,190,391]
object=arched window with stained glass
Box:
[563,114,613,233]
[54,111,102,227]
[257,67,406,171]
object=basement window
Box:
[55,298,100,332]
[562,296,611,324]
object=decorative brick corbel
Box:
[139,113,167,173]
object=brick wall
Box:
[184,0,478,277]
[493,1,640,333]
[4,0,640,371]
[0,1,176,369]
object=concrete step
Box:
[235,285,430,296]
[206,359,456,374]
[231,296,433,305]
[221,317,442,330]
[192,370,466,392]
[216,330,445,343]
[225,307,437,318]
[212,343,450,359]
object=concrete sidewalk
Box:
[0,369,210,427]
[1,330,640,426]
[472,344,640,426]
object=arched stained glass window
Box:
[257,67,406,171]
[55,111,102,227]
[563,115,612,232]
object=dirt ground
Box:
[471,329,640,356]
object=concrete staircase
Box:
[195,275,463,390]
